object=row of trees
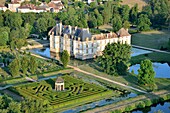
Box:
[57,0,170,31]
[0,95,50,113]
[8,56,38,77]
[0,11,56,48]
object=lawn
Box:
[11,75,116,111]
[76,63,146,92]
[121,0,148,11]
[132,30,170,49]
[74,59,170,92]
[131,52,170,65]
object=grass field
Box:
[131,52,170,65]
[73,59,170,92]
[11,75,116,110]
[121,0,148,10]
[132,30,170,49]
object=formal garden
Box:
[0,51,63,82]
[8,75,119,111]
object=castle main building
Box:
[49,22,131,60]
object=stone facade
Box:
[49,22,131,60]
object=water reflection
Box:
[131,48,152,57]
[63,93,137,113]
[129,63,170,78]
[133,101,170,113]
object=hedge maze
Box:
[13,75,113,109]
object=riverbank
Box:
[84,90,170,113]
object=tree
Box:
[21,98,50,113]
[8,101,21,113]
[0,31,9,46]
[123,21,130,30]
[4,13,22,29]
[0,13,4,27]
[120,5,130,22]
[130,4,138,25]
[60,50,70,68]
[35,17,48,35]
[137,14,151,31]
[138,59,155,85]
[21,56,29,75]
[112,14,122,32]
[29,56,38,74]
[8,58,21,77]
[97,43,131,76]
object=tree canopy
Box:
[60,50,70,68]
[138,59,155,86]
[97,43,131,76]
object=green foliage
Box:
[13,75,113,109]
[0,31,9,46]
[123,21,130,30]
[29,56,38,74]
[60,50,70,68]
[21,56,29,75]
[138,59,155,86]
[97,43,131,75]
[36,17,48,35]
[130,4,138,25]
[4,12,22,29]
[8,58,21,77]
[112,14,122,32]
[120,5,130,22]
[0,95,50,113]
[137,14,151,31]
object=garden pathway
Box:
[68,65,147,94]
[132,45,170,54]
[29,52,147,94]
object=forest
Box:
[0,0,169,49]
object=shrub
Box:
[136,101,145,109]
[144,99,152,106]
[112,109,122,113]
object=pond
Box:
[29,47,152,67]
[132,100,170,113]
[30,47,152,58]
[129,63,170,78]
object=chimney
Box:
[59,21,62,35]
[68,25,72,34]
[87,28,89,33]
[75,26,77,31]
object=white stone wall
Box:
[50,30,131,60]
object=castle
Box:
[49,22,131,60]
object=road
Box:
[132,45,170,54]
